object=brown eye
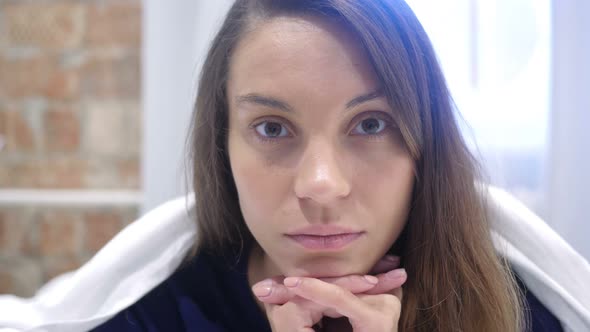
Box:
[255,121,288,138]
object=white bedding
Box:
[1,187,588,332]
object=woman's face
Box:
[227,16,415,278]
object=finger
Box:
[255,274,379,304]
[321,270,405,319]
[284,277,372,322]
[264,301,318,332]
[364,268,407,295]
[319,274,379,293]
[393,286,403,302]
[252,277,294,305]
[355,292,402,324]
[369,255,401,274]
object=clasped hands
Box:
[251,255,406,332]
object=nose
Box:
[294,140,351,205]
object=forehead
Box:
[227,15,380,100]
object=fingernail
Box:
[364,275,379,285]
[252,279,273,297]
[284,277,301,287]
[385,268,407,279]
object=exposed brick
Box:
[85,101,139,157]
[85,101,123,156]
[0,166,8,186]
[81,159,118,189]
[81,54,140,98]
[1,157,138,189]
[0,0,144,297]
[0,158,85,189]
[38,210,80,256]
[40,158,87,188]
[22,220,38,256]
[0,111,7,147]
[86,1,141,48]
[0,212,5,248]
[0,157,98,189]
[0,159,42,188]
[121,208,139,227]
[80,159,137,189]
[0,256,43,297]
[0,56,49,98]
[13,111,36,151]
[44,69,80,100]
[0,269,14,295]
[0,208,37,256]
[44,108,80,152]
[42,256,83,282]
[128,105,142,155]
[0,2,85,50]
[83,210,124,252]
[116,157,140,189]
[0,56,79,100]
[0,108,37,153]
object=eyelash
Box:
[250,112,395,144]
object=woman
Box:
[93,0,562,331]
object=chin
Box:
[283,258,366,279]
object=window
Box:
[407,0,551,216]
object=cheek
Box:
[350,156,414,267]
[229,139,290,229]
[354,152,415,226]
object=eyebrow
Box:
[235,94,294,113]
[234,90,384,113]
[345,90,383,109]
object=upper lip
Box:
[285,225,363,236]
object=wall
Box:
[0,0,142,297]
[548,0,590,259]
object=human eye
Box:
[350,112,393,137]
[252,120,291,142]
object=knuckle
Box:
[361,312,396,331]
[345,275,374,293]
[333,285,352,300]
[381,293,401,311]
[346,275,366,288]
[344,274,360,285]
[267,303,303,331]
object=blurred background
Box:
[0,0,588,297]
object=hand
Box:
[253,255,403,303]
[251,255,406,332]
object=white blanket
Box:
[0,187,589,332]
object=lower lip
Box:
[286,233,364,250]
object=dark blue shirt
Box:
[91,250,563,331]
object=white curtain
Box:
[141,0,234,213]
[547,0,590,260]
[142,0,589,259]
[408,0,589,259]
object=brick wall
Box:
[0,206,137,296]
[0,0,142,297]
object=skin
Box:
[226,15,415,331]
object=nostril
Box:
[294,149,351,203]
[294,179,351,204]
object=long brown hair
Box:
[186,0,525,330]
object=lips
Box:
[286,225,362,236]
[285,225,364,250]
